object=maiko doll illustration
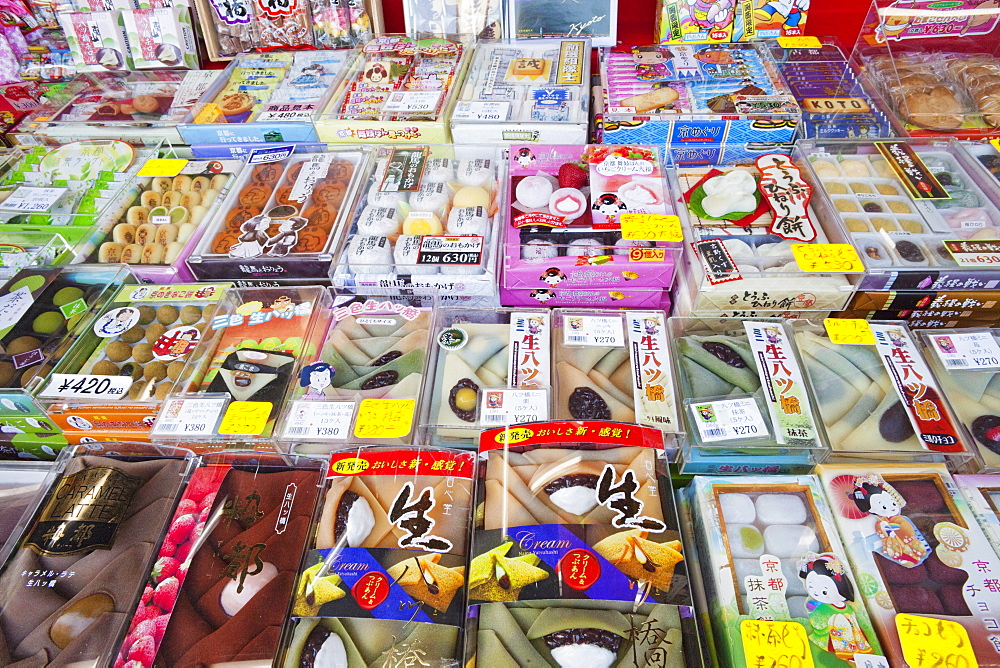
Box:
[797,553,874,660]
[850,474,930,567]
[299,361,334,400]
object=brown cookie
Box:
[133,94,159,113]
[303,205,337,230]
[293,226,328,252]
[238,184,272,208]
[251,162,284,186]
[326,160,354,183]
[226,207,258,229]
[212,231,239,254]
[218,92,253,115]
[311,182,346,207]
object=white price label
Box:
[151,215,170,225]
[479,389,548,426]
[452,101,511,121]
[40,374,131,399]
[691,397,767,443]
[382,91,443,113]
[283,400,354,440]
[152,397,226,437]
[0,186,67,212]
[854,655,890,668]
[931,331,1000,370]
[607,106,637,114]
[563,316,625,347]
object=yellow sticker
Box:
[740,619,816,668]
[825,318,875,345]
[896,614,979,668]
[792,243,866,272]
[137,158,189,178]
[217,401,272,435]
[991,139,1000,154]
[777,35,823,48]
[620,213,683,242]
[353,398,415,439]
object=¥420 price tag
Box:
[40,374,130,399]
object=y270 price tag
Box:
[692,397,768,443]
[479,389,548,426]
[740,619,816,668]
[562,315,625,346]
[283,400,354,440]
[792,244,865,272]
[824,318,875,345]
[153,397,226,437]
[40,374,131,399]
[931,331,1000,370]
[896,614,977,668]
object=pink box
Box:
[500,144,682,308]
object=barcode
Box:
[157,422,181,433]
[946,358,969,367]
[481,413,508,423]
[567,335,588,342]
[702,428,727,438]
[285,426,310,436]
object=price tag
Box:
[217,401,271,436]
[792,244,865,272]
[740,619,815,668]
[620,214,683,242]
[151,215,170,225]
[282,400,354,440]
[942,240,1000,267]
[777,35,823,48]
[479,389,548,426]
[855,655,891,668]
[40,374,131,399]
[691,397,768,443]
[896,614,977,668]
[0,186,67,212]
[136,158,188,178]
[930,331,1000,370]
[562,315,625,346]
[353,398,415,439]
[153,397,226,437]
[417,236,484,265]
[991,139,1000,153]
[824,318,875,345]
[452,101,511,121]
[382,91,442,114]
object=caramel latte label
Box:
[25,466,142,556]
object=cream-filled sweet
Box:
[516,174,554,208]
[220,561,279,616]
[549,188,587,220]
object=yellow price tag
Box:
[991,138,1000,154]
[217,401,272,435]
[777,35,823,48]
[353,398,415,439]
[741,619,816,668]
[896,614,978,668]
[824,318,875,345]
[792,244,865,272]
[137,158,189,178]
[620,214,683,242]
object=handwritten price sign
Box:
[218,400,271,435]
[740,619,816,668]
[792,244,865,272]
[824,318,875,346]
[777,35,822,48]
[896,614,977,668]
[620,214,683,242]
[353,398,415,439]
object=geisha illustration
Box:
[850,474,931,567]
[797,553,874,660]
[632,45,672,81]
[299,361,334,400]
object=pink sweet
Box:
[548,188,587,220]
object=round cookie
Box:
[293,226,328,253]
[133,342,154,363]
[156,305,179,325]
[121,324,145,344]
[0,361,15,386]
[133,95,159,113]
[303,205,337,230]
[212,231,239,254]
[179,305,202,325]
[137,305,156,325]
[327,160,354,183]
[311,182,346,207]
[7,336,41,355]
[105,340,132,362]
[145,323,166,344]
[252,163,283,186]
[92,360,119,375]
[144,361,167,381]
[239,185,272,209]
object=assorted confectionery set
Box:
[7,0,1000,666]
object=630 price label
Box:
[40,374,130,399]
[418,236,483,265]
[740,619,816,668]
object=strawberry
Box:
[152,614,171,643]
[175,498,197,517]
[158,538,176,558]
[557,163,588,190]
[130,603,157,627]
[198,492,217,512]
[127,636,156,666]
[183,471,216,503]
[189,522,205,546]
[124,661,146,668]
[152,576,180,611]
[174,539,193,564]
[152,556,179,583]
[198,505,211,523]
[166,514,196,544]
[140,584,154,606]
[114,657,126,668]
[131,619,158,644]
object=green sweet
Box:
[9,274,45,293]
[52,286,84,307]
[32,311,65,334]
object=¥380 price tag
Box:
[740,619,815,668]
[354,398,415,439]
[896,614,978,668]
[792,244,865,272]
[824,318,875,345]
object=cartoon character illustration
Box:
[697,405,716,421]
[686,0,736,31]
[299,361,334,400]
[593,193,627,218]
[271,296,294,313]
[486,392,502,409]
[797,553,874,660]
[528,317,544,335]
[95,307,138,337]
[887,329,906,348]
[514,147,536,168]
[764,326,781,344]
[364,62,389,84]
[530,288,555,304]
[632,45,672,80]
[934,336,957,355]
[850,474,930,567]
[229,214,272,258]
[168,329,198,357]
[754,0,809,30]
[875,4,912,42]
[644,317,660,335]
[266,217,308,257]
[540,267,566,286]
[693,45,740,66]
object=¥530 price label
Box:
[740,619,815,668]
[40,374,131,399]
[792,243,865,272]
[824,318,875,346]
